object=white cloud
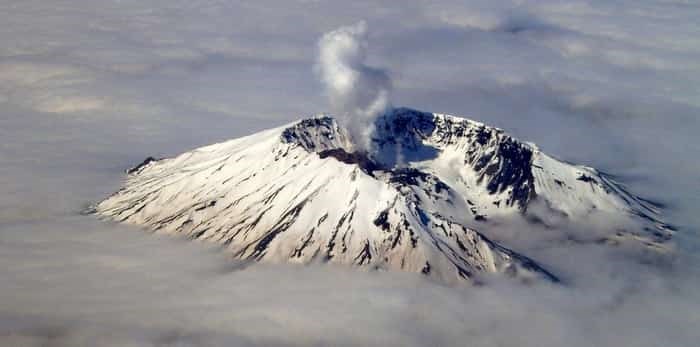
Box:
[0,1,698,346]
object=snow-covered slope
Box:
[95,108,673,283]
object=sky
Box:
[0,0,699,346]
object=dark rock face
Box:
[126,156,159,174]
[286,109,539,212]
[282,116,347,152]
[373,108,537,210]
[371,110,441,167]
[318,149,383,175]
[388,168,431,186]
[469,138,536,209]
[577,174,596,183]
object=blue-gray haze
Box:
[0,1,698,346]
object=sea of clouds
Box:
[1,0,699,346]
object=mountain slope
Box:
[95,108,673,283]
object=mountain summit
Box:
[96,108,673,283]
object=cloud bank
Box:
[316,21,392,151]
[1,215,698,347]
[1,0,699,346]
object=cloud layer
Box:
[1,0,699,346]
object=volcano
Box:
[95,108,673,283]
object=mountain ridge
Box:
[95,108,673,283]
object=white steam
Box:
[316,21,392,151]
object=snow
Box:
[96,108,672,283]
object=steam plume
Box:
[316,21,392,151]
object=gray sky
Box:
[1,1,699,346]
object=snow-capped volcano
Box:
[95,108,673,283]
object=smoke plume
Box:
[316,21,392,151]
